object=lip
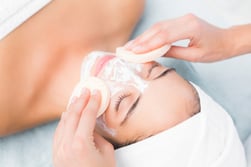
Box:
[93,55,115,76]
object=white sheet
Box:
[0,0,52,40]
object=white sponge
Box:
[116,45,170,63]
[69,77,110,118]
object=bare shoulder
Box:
[0,0,145,136]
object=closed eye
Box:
[115,93,131,112]
[120,95,140,126]
[117,64,174,125]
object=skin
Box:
[0,0,145,136]
[53,59,200,167]
[54,89,115,167]
[54,13,251,167]
[95,61,200,147]
[79,53,200,147]
[124,13,251,62]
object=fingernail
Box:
[67,96,78,109]
[67,96,78,110]
[91,89,100,97]
[70,96,78,104]
[80,87,89,97]
[132,45,145,53]
[61,111,66,119]
[124,40,135,49]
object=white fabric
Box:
[245,135,251,167]
[115,83,247,167]
[0,0,52,40]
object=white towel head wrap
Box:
[115,83,246,167]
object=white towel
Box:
[0,0,52,40]
[115,83,247,167]
[245,134,251,167]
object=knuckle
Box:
[68,109,81,120]
[69,102,82,113]
[87,96,100,111]
[184,13,197,20]
[191,18,201,30]
[62,143,70,153]
[157,30,169,43]
[152,21,164,30]
[184,13,201,30]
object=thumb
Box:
[94,132,114,155]
[165,46,202,62]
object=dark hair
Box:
[189,82,201,116]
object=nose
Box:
[93,55,115,77]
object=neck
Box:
[0,19,124,120]
[0,0,144,134]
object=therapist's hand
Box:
[125,14,232,62]
[53,88,115,167]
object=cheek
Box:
[134,88,191,135]
[140,110,172,133]
[118,110,169,141]
[103,110,123,130]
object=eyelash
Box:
[115,93,131,111]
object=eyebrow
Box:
[154,68,175,80]
[120,95,141,126]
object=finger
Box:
[54,112,66,143]
[165,46,202,62]
[93,132,114,155]
[125,26,160,50]
[75,90,101,139]
[127,15,197,53]
[131,30,171,53]
[53,112,67,152]
[63,88,91,143]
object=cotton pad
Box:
[69,77,110,118]
[116,45,170,63]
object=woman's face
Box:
[81,52,198,146]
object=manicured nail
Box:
[124,40,135,49]
[80,87,89,97]
[61,111,66,119]
[66,96,77,110]
[70,96,78,105]
[92,89,99,96]
[132,45,145,53]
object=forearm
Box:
[226,24,251,58]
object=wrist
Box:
[226,24,251,58]
[224,27,237,59]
